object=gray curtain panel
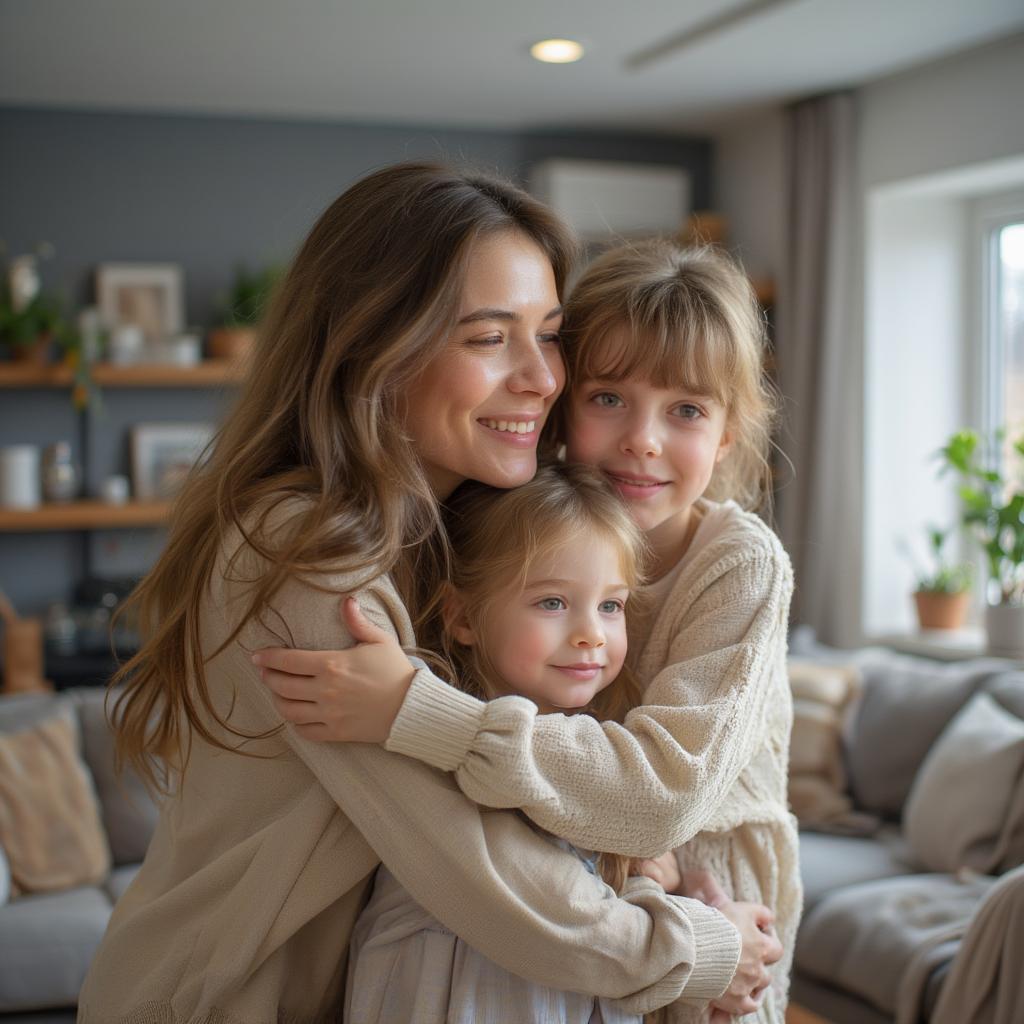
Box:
[775,91,861,645]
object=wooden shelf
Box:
[0,501,171,532]
[0,360,245,388]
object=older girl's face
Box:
[405,231,564,498]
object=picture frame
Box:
[96,263,185,343]
[130,422,214,501]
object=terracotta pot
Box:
[207,327,256,362]
[985,603,1024,658]
[11,332,54,365]
[913,590,970,631]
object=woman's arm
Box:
[260,544,792,858]
[218,559,744,1014]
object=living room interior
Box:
[1,2,1024,1022]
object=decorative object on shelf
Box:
[939,429,1024,657]
[161,332,201,367]
[96,262,184,347]
[107,324,146,366]
[901,524,973,631]
[131,422,214,501]
[0,244,77,366]
[0,587,51,694]
[100,474,130,506]
[208,263,281,362]
[41,442,80,504]
[0,445,41,509]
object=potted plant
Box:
[903,526,973,630]
[0,251,70,364]
[939,429,1024,657]
[208,264,281,362]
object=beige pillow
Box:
[0,705,111,896]
[904,692,1024,875]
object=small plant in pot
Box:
[0,248,71,364]
[939,429,1024,657]
[208,264,281,362]
[903,526,973,631]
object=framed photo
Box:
[97,263,184,344]
[131,422,214,501]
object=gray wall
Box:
[0,106,711,618]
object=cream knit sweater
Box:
[385,500,801,1023]
[77,509,741,1024]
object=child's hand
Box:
[679,868,729,908]
[629,851,681,892]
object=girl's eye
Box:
[673,403,704,420]
[592,392,623,408]
[537,597,566,611]
[599,599,625,614]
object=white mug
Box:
[0,446,42,509]
[100,474,131,505]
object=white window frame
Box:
[971,190,1024,445]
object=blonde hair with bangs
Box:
[419,461,647,892]
[559,240,778,512]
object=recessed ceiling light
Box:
[530,39,584,64]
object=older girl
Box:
[79,168,770,1023]
[259,240,800,1023]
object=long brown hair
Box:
[556,240,778,513]
[112,162,577,791]
[420,461,647,891]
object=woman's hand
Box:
[252,597,415,743]
[709,899,781,1018]
[629,851,681,893]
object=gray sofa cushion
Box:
[846,656,1007,818]
[0,885,111,1011]
[799,826,913,913]
[795,873,995,1016]
[103,863,140,904]
[68,688,159,866]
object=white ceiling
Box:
[1,0,1023,132]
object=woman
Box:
[79,164,776,1023]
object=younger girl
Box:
[346,461,650,1023]
[260,241,799,1023]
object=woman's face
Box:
[405,231,564,498]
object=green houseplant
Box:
[904,525,973,630]
[939,429,1024,655]
[208,264,281,361]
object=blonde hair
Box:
[420,461,647,892]
[110,162,577,791]
[558,240,778,512]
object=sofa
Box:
[0,687,158,1022]
[787,633,1024,1024]
[2,647,1023,1023]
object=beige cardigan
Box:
[77,512,740,1024]
[385,500,802,1021]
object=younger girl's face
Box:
[564,327,732,549]
[454,532,629,714]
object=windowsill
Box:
[868,628,990,662]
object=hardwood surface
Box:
[0,500,170,531]
[0,360,244,388]
[786,1005,833,1024]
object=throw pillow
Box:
[0,705,111,896]
[904,691,1024,874]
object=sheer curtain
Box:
[775,92,863,646]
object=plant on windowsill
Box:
[939,429,1024,657]
[903,525,973,631]
[207,264,281,363]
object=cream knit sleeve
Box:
[386,546,793,858]
[215,548,740,1011]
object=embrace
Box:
[79,163,801,1024]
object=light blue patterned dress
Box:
[344,833,643,1024]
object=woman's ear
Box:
[441,585,476,646]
